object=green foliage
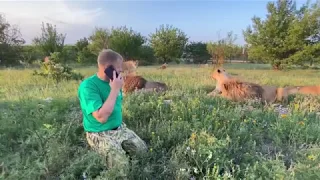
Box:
[88,27,110,55]
[150,24,188,63]
[20,45,42,65]
[0,15,25,66]
[137,45,156,65]
[229,45,245,61]
[61,45,77,63]
[207,31,238,65]
[2,66,320,179]
[172,131,233,179]
[184,41,211,64]
[243,0,320,69]
[33,22,66,57]
[77,49,96,65]
[32,52,84,83]
[75,37,90,52]
[75,38,96,64]
[108,26,146,60]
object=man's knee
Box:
[121,131,147,156]
[86,133,98,149]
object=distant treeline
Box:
[0,0,319,69]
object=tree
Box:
[285,0,320,66]
[224,32,238,61]
[75,37,96,64]
[33,51,84,83]
[33,22,66,58]
[75,37,89,52]
[62,45,77,63]
[137,45,156,65]
[20,45,42,65]
[229,45,244,61]
[108,26,146,60]
[184,41,211,64]
[0,15,25,66]
[207,31,237,66]
[243,0,320,69]
[150,24,188,63]
[88,27,109,55]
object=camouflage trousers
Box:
[86,123,147,175]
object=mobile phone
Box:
[104,65,119,81]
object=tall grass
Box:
[1,64,320,179]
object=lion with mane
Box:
[208,67,280,103]
[123,75,168,94]
[122,60,139,75]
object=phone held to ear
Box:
[104,65,119,81]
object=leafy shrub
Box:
[33,52,84,83]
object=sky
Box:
[0,0,315,45]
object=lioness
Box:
[277,85,320,103]
[158,63,167,69]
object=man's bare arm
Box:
[92,89,119,123]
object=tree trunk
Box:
[310,59,313,66]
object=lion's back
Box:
[299,86,320,95]
[144,81,168,92]
[221,79,264,101]
[123,75,147,93]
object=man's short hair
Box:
[97,49,123,66]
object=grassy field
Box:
[1,63,320,179]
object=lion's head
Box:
[211,67,233,93]
[211,67,231,81]
[122,60,139,76]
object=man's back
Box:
[78,73,123,132]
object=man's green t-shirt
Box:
[78,74,123,132]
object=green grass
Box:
[1,63,320,179]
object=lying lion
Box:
[208,68,320,103]
[123,75,168,94]
[277,85,320,103]
[158,63,167,70]
[208,67,279,103]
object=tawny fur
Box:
[297,85,320,95]
[159,63,167,69]
[211,67,232,92]
[122,60,139,75]
[220,78,264,102]
[123,75,167,94]
[208,67,279,103]
[123,75,146,93]
[277,85,320,103]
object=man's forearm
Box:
[96,89,120,123]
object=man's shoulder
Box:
[79,74,97,91]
